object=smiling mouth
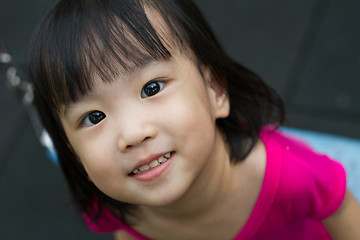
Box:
[130,152,173,175]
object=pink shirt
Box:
[84,128,346,239]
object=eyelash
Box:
[79,110,106,127]
[77,80,166,128]
[141,80,166,98]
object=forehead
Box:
[83,9,188,88]
[50,4,193,110]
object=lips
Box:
[130,152,172,175]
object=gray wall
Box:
[0,0,359,239]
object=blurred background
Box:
[0,0,359,239]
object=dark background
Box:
[0,0,359,239]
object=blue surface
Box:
[1,0,359,239]
[281,127,360,201]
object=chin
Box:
[138,181,193,207]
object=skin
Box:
[61,52,267,239]
[60,10,360,240]
[60,47,360,240]
[322,190,360,240]
[61,54,231,205]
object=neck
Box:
[135,130,246,227]
[131,136,266,240]
[142,149,236,221]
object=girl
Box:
[29,0,360,239]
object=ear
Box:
[205,71,230,119]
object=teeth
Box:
[149,159,159,168]
[139,165,150,172]
[132,152,172,175]
[158,156,165,163]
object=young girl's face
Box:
[60,52,229,206]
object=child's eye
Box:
[141,81,165,98]
[80,111,106,127]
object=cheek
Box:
[80,151,124,196]
[69,135,118,180]
[164,93,217,146]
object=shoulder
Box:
[263,128,347,220]
[261,127,345,180]
[83,202,126,233]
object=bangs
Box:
[30,0,176,111]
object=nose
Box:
[117,116,158,153]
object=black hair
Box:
[29,0,284,226]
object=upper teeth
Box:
[133,152,171,175]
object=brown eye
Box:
[141,81,165,98]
